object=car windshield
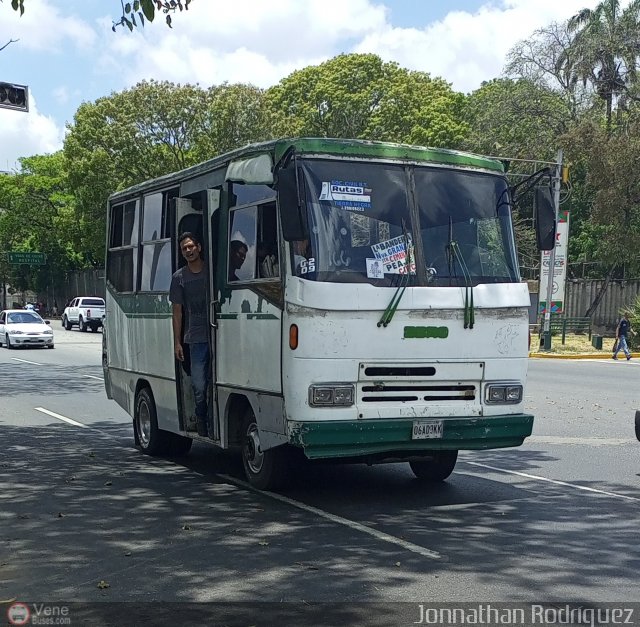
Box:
[291,159,519,287]
[81,299,104,306]
[8,312,43,324]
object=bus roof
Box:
[109,137,504,202]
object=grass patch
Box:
[533,332,616,354]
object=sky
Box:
[0,0,604,171]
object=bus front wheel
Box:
[241,407,288,490]
[409,451,458,482]
[134,387,171,456]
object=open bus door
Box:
[172,196,219,442]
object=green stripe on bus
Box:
[403,326,449,339]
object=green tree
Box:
[0,153,80,299]
[563,0,640,132]
[464,78,571,159]
[505,21,591,120]
[564,114,640,274]
[63,80,272,261]
[464,78,573,277]
[266,53,468,147]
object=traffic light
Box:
[0,82,29,112]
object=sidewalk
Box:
[529,351,639,359]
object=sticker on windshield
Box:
[319,180,371,212]
[371,235,416,275]
[366,258,385,279]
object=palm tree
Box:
[564,0,640,132]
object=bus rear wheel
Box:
[241,407,289,490]
[409,450,458,482]
[134,387,171,456]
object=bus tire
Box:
[241,406,289,490]
[409,450,458,482]
[134,387,171,456]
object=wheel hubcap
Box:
[244,423,264,474]
[137,401,151,447]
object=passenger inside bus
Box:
[258,241,279,278]
[228,240,248,281]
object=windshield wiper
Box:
[446,218,475,329]
[378,222,413,328]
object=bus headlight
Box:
[485,383,522,404]
[309,384,355,407]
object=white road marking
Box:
[82,374,103,380]
[219,474,441,560]
[527,436,630,446]
[34,407,87,428]
[11,357,43,365]
[466,461,640,502]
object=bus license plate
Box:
[412,420,443,440]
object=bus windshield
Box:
[294,158,519,287]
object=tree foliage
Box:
[112,0,193,31]
[563,0,640,132]
[464,78,571,159]
[266,54,468,148]
[564,114,640,273]
[1,0,193,30]
[0,153,80,297]
[63,80,274,261]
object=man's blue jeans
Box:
[189,342,210,421]
[614,335,631,358]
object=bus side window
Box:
[228,206,256,282]
[228,201,279,282]
[257,202,279,279]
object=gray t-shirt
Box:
[169,265,208,344]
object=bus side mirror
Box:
[278,166,309,242]
[535,187,556,251]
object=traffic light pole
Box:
[542,149,563,351]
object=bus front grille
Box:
[357,361,483,413]
[360,384,476,403]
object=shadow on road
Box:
[1,422,638,605]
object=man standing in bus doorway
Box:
[170,232,210,437]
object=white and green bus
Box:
[103,138,555,490]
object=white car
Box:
[0,309,55,349]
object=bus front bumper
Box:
[288,414,534,460]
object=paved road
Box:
[1,338,639,619]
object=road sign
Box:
[0,82,29,112]
[8,251,46,265]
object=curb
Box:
[529,352,639,360]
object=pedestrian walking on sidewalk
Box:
[613,313,632,360]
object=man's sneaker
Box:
[627,355,632,361]
[612,355,618,360]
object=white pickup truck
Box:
[62,296,105,332]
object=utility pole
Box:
[542,149,563,350]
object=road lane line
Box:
[34,407,87,428]
[466,461,640,502]
[82,374,103,380]
[11,357,43,365]
[219,473,442,560]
